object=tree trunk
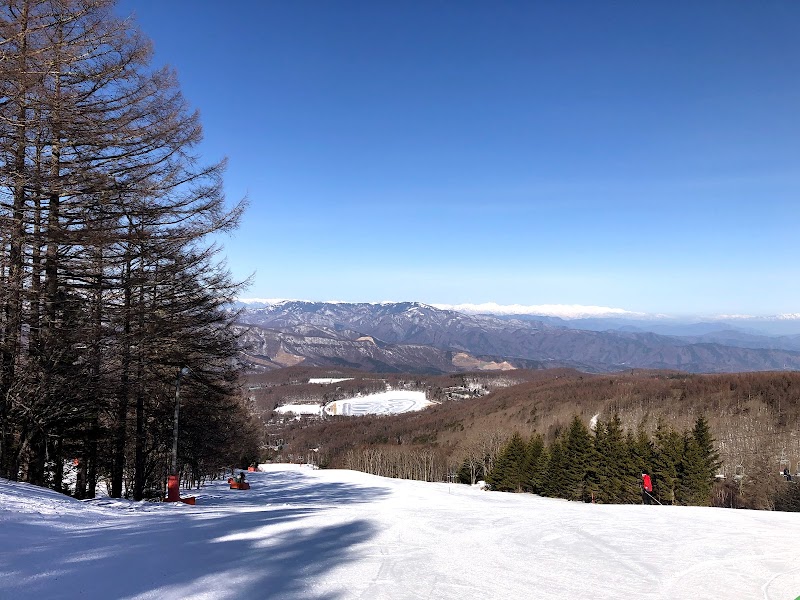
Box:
[111,251,133,498]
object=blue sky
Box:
[116,1,800,316]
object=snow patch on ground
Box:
[274,404,323,416]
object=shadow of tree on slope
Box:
[196,470,389,508]
[0,471,389,599]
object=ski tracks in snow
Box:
[4,465,799,600]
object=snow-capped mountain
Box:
[236,299,800,335]
[432,302,647,319]
[234,301,800,374]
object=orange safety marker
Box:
[166,475,180,502]
[163,476,198,504]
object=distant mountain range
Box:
[234,299,800,336]
[233,301,800,374]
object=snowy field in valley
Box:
[1,464,799,600]
[276,390,432,417]
[323,390,432,416]
[274,403,324,416]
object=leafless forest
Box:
[252,367,799,508]
[0,0,259,500]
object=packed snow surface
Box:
[323,390,431,416]
[309,378,354,384]
[1,464,799,599]
[274,404,324,416]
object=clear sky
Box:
[115,1,800,317]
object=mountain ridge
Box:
[234,301,800,374]
[234,299,800,335]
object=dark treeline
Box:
[270,368,800,511]
[0,0,259,499]
[480,414,800,511]
[480,415,720,506]
[329,412,799,511]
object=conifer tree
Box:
[774,482,800,512]
[627,427,655,504]
[543,435,567,498]
[652,419,684,505]
[561,416,595,502]
[486,432,526,492]
[692,415,721,482]
[594,414,634,503]
[678,416,721,506]
[629,425,655,479]
[523,433,547,494]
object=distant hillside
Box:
[235,323,550,374]
[259,368,800,497]
[235,301,800,373]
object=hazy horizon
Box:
[235,297,800,323]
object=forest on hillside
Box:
[0,0,259,499]
[260,368,800,510]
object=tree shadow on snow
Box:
[0,471,389,599]
[192,469,389,509]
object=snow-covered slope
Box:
[1,466,798,599]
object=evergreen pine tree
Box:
[486,432,526,492]
[678,431,703,505]
[561,415,596,502]
[629,425,655,477]
[587,418,606,501]
[652,419,684,505]
[774,482,800,512]
[543,435,567,498]
[625,427,654,503]
[692,415,722,485]
[678,417,721,505]
[523,433,547,494]
[595,414,633,503]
